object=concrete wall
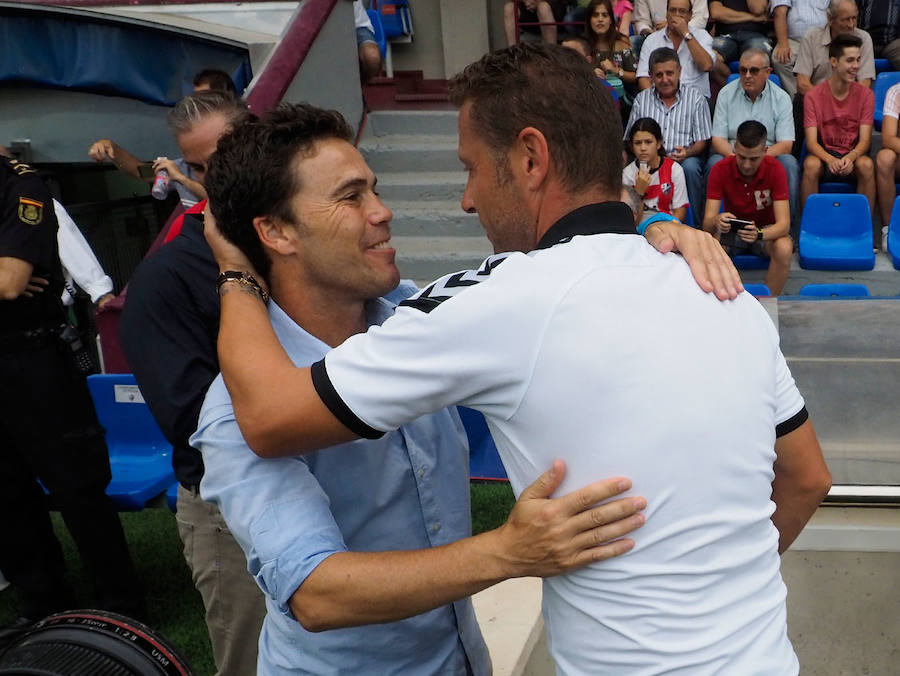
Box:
[0,87,179,164]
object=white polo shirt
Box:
[313,202,806,675]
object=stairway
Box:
[358,109,492,286]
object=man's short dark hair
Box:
[205,103,354,280]
[167,90,251,137]
[735,120,768,148]
[561,35,594,63]
[193,69,237,96]
[829,32,862,59]
[449,43,622,196]
[649,47,680,73]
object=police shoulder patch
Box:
[18,197,44,225]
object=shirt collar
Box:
[536,202,638,250]
[742,81,768,102]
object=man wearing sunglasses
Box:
[707,47,800,237]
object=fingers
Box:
[554,476,632,516]
[519,460,566,501]
[568,497,646,551]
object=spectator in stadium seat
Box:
[794,0,875,95]
[636,0,715,97]
[627,47,712,220]
[353,1,382,83]
[504,0,567,46]
[561,35,623,110]
[704,120,794,295]
[857,0,900,70]
[585,0,639,103]
[632,0,709,56]
[771,0,830,97]
[623,117,690,222]
[707,47,800,237]
[875,82,900,231]
[801,33,875,216]
[708,0,774,89]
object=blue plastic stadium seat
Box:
[799,283,870,297]
[743,283,771,296]
[458,406,507,481]
[87,374,175,510]
[889,196,900,269]
[798,194,875,270]
[874,71,900,131]
[729,61,739,73]
[874,58,890,74]
[375,0,412,39]
[366,9,387,60]
[725,72,781,88]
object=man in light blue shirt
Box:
[707,47,799,236]
[191,104,647,675]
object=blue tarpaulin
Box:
[0,9,252,106]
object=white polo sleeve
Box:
[765,313,807,436]
[312,254,552,436]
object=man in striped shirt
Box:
[625,47,712,223]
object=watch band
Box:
[756,227,764,242]
[217,270,269,303]
[684,31,693,41]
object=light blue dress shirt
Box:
[711,79,795,145]
[192,288,491,676]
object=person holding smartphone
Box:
[703,120,794,295]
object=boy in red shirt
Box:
[801,33,876,214]
[704,120,793,295]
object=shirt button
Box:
[419,468,425,478]
[433,523,441,532]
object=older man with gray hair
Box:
[793,0,875,95]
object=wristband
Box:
[637,211,681,235]
[217,270,269,303]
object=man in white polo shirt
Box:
[206,43,831,675]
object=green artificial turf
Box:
[0,483,515,675]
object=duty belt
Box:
[0,324,58,354]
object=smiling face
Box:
[830,45,861,83]
[631,130,662,165]
[458,101,534,254]
[285,138,399,302]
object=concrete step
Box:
[360,134,461,173]
[365,109,459,137]
[376,171,467,202]
[391,235,493,286]
[388,200,484,237]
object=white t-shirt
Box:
[313,202,805,675]
[622,156,689,217]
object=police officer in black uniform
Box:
[0,155,145,634]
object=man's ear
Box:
[515,126,551,190]
[253,215,297,256]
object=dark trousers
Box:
[0,341,144,620]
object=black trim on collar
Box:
[536,202,638,250]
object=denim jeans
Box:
[712,31,772,64]
[681,155,705,226]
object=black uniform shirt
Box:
[0,157,64,330]
[120,213,218,487]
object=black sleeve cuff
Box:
[310,359,385,440]
[775,406,809,438]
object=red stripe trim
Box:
[246,0,339,114]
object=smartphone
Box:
[137,163,156,179]
[728,218,753,229]
[639,161,649,173]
